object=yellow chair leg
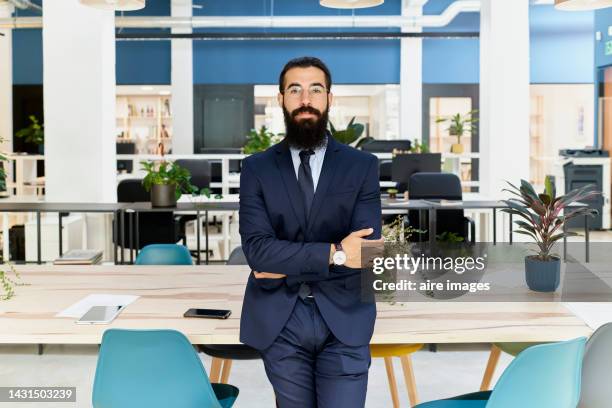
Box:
[400,355,419,407]
[383,356,401,408]
[210,357,223,383]
[220,359,233,384]
[480,344,501,391]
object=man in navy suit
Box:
[239,56,382,407]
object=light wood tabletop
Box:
[0,265,592,345]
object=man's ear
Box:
[277,93,283,107]
[327,92,334,109]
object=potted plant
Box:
[329,116,364,145]
[243,125,278,154]
[15,115,44,154]
[140,160,194,207]
[387,188,398,200]
[501,178,598,292]
[435,110,477,154]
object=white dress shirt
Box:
[289,138,327,192]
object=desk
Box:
[0,201,126,264]
[382,199,591,261]
[0,265,592,345]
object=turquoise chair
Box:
[135,244,193,265]
[92,329,239,408]
[414,337,586,408]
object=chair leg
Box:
[210,357,223,383]
[480,344,501,391]
[220,359,233,384]
[400,355,418,407]
[383,357,401,408]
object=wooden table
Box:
[0,265,592,345]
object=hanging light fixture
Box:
[554,0,612,11]
[79,0,145,11]
[320,0,384,9]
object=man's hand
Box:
[331,228,384,268]
[253,271,287,279]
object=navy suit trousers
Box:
[260,297,370,408]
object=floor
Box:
[0,343,513,408]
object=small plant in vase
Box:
[141,160,194,208]
[501,177,598,292]
[435,110,477,154]
[387,188,398,199]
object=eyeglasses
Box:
[282,85,328,100]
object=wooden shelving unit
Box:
[116,86,173,154]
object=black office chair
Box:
[114,179,182,252]
[200,148,242,185]
[198,246,261,384]
[175,159,212,192]
[407,172,475,244]
[379,160,392,182]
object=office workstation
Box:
[1,0,612,407]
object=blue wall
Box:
[12,29,43,85]
[190,0,401,84]
[193,40,399,85]
[115,0,170,84]
[10,1,598,86]
[530,6,594,83]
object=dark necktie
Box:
[298,149,315,219]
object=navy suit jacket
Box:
[238,135,382,351]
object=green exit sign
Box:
[607,40,612,56]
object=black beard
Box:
[283,104,329,150]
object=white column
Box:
[43,0,117,203]
[0,2,14,154]
[479,0,530,199]
[171,0,194,154]
[399,0,424,142]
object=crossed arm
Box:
[239,155,382,280]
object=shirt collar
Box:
[289,135,328,156]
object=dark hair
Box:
[278,56,332,93]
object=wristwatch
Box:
[332,243,347,266]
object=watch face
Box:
[333,250,347,265]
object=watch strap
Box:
[334,243,343,252]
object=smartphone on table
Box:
[183,308,231,319]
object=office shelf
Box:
[116,85,173,154]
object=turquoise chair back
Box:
[93,329,222,408]
[486,337,586,408]
[135,244,193,265]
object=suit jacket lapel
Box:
[307,135,341,232]
[274,139,308,233]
